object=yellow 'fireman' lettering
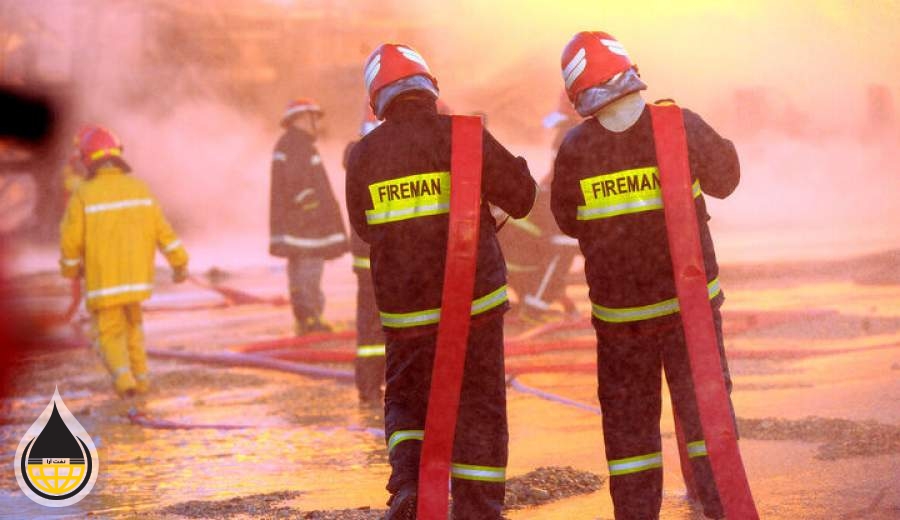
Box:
[577,166,700,220]
[367,171,450,225]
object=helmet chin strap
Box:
[595,91,646,132]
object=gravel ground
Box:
[155,466,604,519]
[737,416,900,459]
[504,466,605,508]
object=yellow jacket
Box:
[59,166,188,310]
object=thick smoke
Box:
[7,0,900,266]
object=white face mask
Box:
[594,92,646,133]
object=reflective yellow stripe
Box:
[89,148,122,161]
[577,166,702,220]
[379,285,508,328]
[366,171,450,225]
[352,256,371,269]
[61,258,82,266]
[608,451,663,476]
[508,217,542,237]
[592,278,720,323]
[687,440,708,458]
[450,463,506,483]
[356,344,385,358]
[388,429,424,453]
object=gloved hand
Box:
[172,265,189,284]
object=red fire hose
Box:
[188,275,287,306]
[651,103,759,518]
[417,116,484,519]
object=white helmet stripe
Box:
[365,54,382,90]
[563,47,586,79]
[563,48,587,90]
[397,47,430,72]
[601,39,629,57]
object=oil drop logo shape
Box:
[14,387,99,506]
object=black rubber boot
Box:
[385,485,417,520]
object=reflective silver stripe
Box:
[352,256,371,269]
[112,366,130,378]
[471,285,508,314]
[85,198,152,214]
[61,258,82,266]
[380,308,440,328]
[293,188,315,204]
[592,278,721,323]
[357,344,385,358]
[687,440,708,458]
[380,285,508,328]
[163,239,182,252]
[578,195,664,219]
[270,233,345,249]
[86,283,153,300]
[388,430,424,453]
[273,151,287,162]
[450,463,506,483]
[608,451,663,476]
[365,202,450,225]
[550,234,579,247]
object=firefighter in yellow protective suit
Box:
[59,126,189,397]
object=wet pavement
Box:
[2,251,900,519]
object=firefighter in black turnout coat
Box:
[344,107,386,404]
[551,32,740,519]
[270,98,348,334]
[346,44,536,519]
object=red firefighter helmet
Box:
[78,126,124,169]
[280,98,323,127]
[73,124,99,147]
[561,31,634,103]
[364,43,439,118]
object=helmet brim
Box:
[373,75,439,119]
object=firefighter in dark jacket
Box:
[499,177,579,319]
[343,106,386,404]
[551,32,740,520]
[346,44,536,519]
[270,98,349,335]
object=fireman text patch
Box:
[366,171,450,224]
[576,166,700,220]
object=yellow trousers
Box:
[91,303,148,395]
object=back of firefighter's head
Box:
[281,98,324,136]
[78,126,129,175]
[364,43,439,119]
[561,31,647,117]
